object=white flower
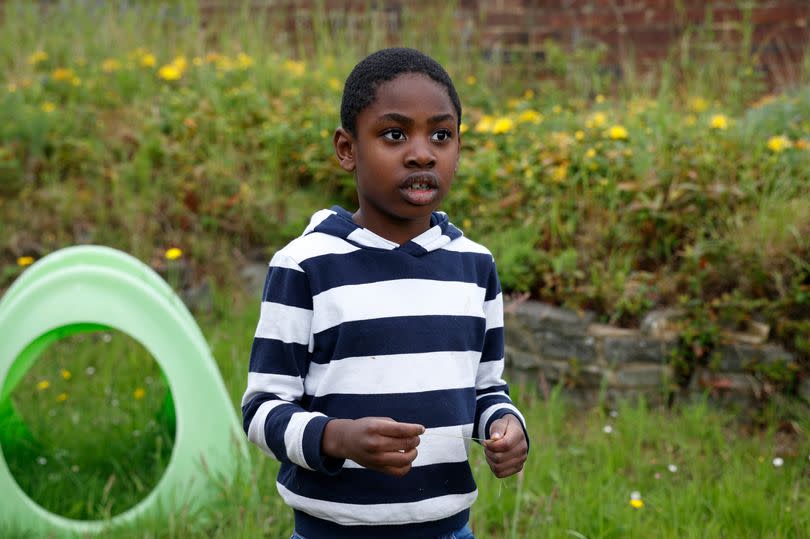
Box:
[609,410,619,418]
[630,490,642,500]
[603,425,613,434]
[667,464,678,473]
[37,457,47,465]
[772,457,784,467]
[85,366,96,376]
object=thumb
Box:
[489,418,508,441]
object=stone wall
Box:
[198,0,810,85]
[504,299,799,406]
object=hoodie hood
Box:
[301,206,462,257]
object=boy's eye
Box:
[431,129,452,142]
[383,129,406,141]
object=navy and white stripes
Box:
[241,207,528,539]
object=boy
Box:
[242,48,529,539]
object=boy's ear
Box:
[333,127,356,172]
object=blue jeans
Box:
[291,524,475,539]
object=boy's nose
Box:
[405,140,436,168]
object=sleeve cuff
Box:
[485,409,530,451]
[302,415,345,475]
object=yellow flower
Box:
[71,77,82,87]
[608,125,629,140]
[28,50,48,65]
[523,89,534,99]
[552,105,562,114]
[57,393,69,402]
[328,78,342,92]
[462,218,472,229]
[459,122,469,134]
[492,117,514,135]
[17,256,35,266]
[474,115,494,133]
[172,56,188,72]
[165,247,183,260]
[767,135,792,153]
[690,97,709,113]
[595,94,605,104]
[283,59,306,77]
[585,148,597,159]
[37,380,50,391]
[158,64,182,81]
[134,387,146,400]
[518,110,543,124]
[586,111,607,129]
[51,68,74,81]
[574,130,585,141]
[236,52,253,69]
[551,163,568,183]
[465,75,476,85]
[41,102,56,113]
[140,53,157,68]
[61,369,72,380]
[101,58,121,73]
[710,114,728,130]
[630,498,644,509]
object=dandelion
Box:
[193,56,203,66]
[551,163,568,183]
[629,491,643,508]
[518,110,543,124]
[465,75,476,85]
[37,380,50,391]
[602,425,613,434]
[17,256,35,267]
[595,94,605,104]
[608,125,629,140]
[101,58,121,73]
[328,78,342,92]
[236,52,253,69]
[668,464,678,473]
[71,76,81,87]
[690,97,709,112]
[165,247,183,260]
[158,64,182,81]
[767,135,792,153]
[41,102,56,113]
[139,53,157,68]
[56,393,68,402]
[29,51,49,65]
[61,369,72,380]
[609,410,618,417]
[474,115,494,133]
[459,123,468,135]
[574,130,585,141]
[133,387,146,400]
[462,218,472,229]
[586,112,607,129]
[492,117,514,135]
[585,148,597,159]
[772,457,784,467]
[523,89,534,99]
[709,114,729,130]
[85,366,96,376]
[685,114,697,126]
[51,68,74,81]
[283,59,306,77]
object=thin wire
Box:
[420,432,489,443]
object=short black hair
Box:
[340,47,462,136]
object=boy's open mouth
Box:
[400,173,439,205]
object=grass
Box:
[2,296,809,538]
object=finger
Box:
[368,434,421,453]
[374,419,426,438]
[485,419,524,451]
[373,448,418,468]
[485,441,527,465]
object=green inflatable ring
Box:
[0,246,248,536]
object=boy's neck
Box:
[351,209,432,246]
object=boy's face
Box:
[334,73,460,244]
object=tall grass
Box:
[3,298,809,537]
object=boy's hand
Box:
[483,414,527,478]
[321,417,424,477]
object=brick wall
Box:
[200,0,810,85]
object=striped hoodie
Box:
[241,206,528,539]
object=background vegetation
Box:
[1,0,809,536]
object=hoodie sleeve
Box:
[472,259,530,447]
[241,252,344,474]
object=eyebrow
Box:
[376,112,456,125]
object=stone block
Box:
[640,307,685,340]
[604,336,667,365]
[504,323,541,354]
[506,300,595,337]
[505,346,541,369]
[612,363,672,388]
[538,331,598,364]
[715,343,796,372]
